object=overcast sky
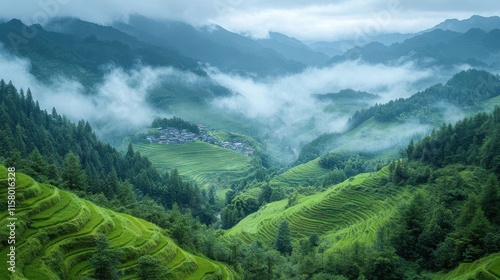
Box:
[0,0,499,41]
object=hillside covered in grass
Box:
[227,167,410,246]
[278,69,500,189]
[0,165,235,280]
[133,141,257,192]
[221,107,500,279]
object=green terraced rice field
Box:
[434,253,500,280]
[482,95,500,113]
[271,119,403,189]
[134,141,256,189]
[226,167,416,249]
[0,165,235,280]
[271,158,328,187]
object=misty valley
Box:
[0,10,500,280]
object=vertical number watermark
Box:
[6,167,16,273]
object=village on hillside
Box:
[146,124,255,156]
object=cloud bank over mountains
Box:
[209,60,436,149]
[0,0,498,41]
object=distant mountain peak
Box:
[429,15,500,33]
[266,31,308,48]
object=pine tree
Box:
[89,234,122,280]
[392,192,427,260]
[462,209,493,261]
[259,184,272,205]
[480,176,500,224]
[61,152,88,191]
[242,242,268,280]
[26,148,49,181]
[138,255,168,280]
[274,221,293,255]
[103,169,119,199]
[166,169,182,208]
[208,186,216,205]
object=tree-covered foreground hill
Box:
[221,107,500,279]
[0,165,236,280]
[1,75,500,279]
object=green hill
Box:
[0,19,204,87]
[228,167,412,248]
[271,118,400,188]
[0,165,235,280]
[270,158,326,187]
[280,69,500,189]
[226,106,500,279]
[329,28,500,68]
[434,253,500,280]
[133,141,257,191]
[113,15,304,77]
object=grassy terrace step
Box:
[187,255,219,280]
[270,158,328,188]
[226,167,416,248]
[434,253,500,280]
[30,191,72,221]
[133,141,256,191]
[0,165,235,280]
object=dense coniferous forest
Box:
[347,69,500,129]
[0,19,205,86]
[0,79,214,224]
[2,70,500,280]
[1,12,500,280]
[151,116,200,134]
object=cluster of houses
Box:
[146,124,255,156]
[147,127,197,145]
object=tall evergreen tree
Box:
[274,221,293,255]
[89,234,123,280]
[391,192,427,260]
[61,152,88,191]
[480,176,500,224]
[138,255,168,280]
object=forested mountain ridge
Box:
[347,69,500,129]
[224,106,500,279]
[112,15,305,77]
[0,79,215,224]
[292,69,500,169]
[427,15,500,33]
[269,68,500,199]
[329,27,500,68]
[256,31,330,65]
[0,19,205,87]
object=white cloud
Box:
[209,61,434,150]
[1,0,498,41]
[0,44,182,140]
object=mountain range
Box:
[1,13,500,280]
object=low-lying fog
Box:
[0,44,470,162]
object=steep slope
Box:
[0,165,235,279]
[427,15,500,33]
[227,167,414,250]
[434,253,500,280]
[275,69,500,188]
[133,141,257,191]
[257,32,330,65]
[231,106,500,279]
[329,28,500,68]
[113,15,305,77]
[0,19,204,87]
